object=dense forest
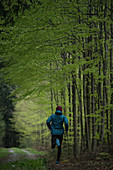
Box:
[0,0,113,160]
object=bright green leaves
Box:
[1,0,113,100]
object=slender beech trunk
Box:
[100,3,106,143]
[67,80,72,154]
[91,72,95,150]
[71,52,77,157]
[91,3,98,150]
[86,0,92,152]
[82,37,88,149]
[103,2,109,143]
[72,73,77,157]
[61,52,67,114]
[77,0,83,152]
[50,63,54,113]
[67,54,72,133]
[110,0,113,144]
[66,53,72,155]
[86,73,91,151]
[97,3,103,145]
[61,88,66,115]
[79,65,83,151]
[97,60,102,146]
[67,81,72,127]
[101,2,108,143]
[92,26,98,150]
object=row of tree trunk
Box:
[49,0,113,157]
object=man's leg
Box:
[57,145,61,162]
[56,135,63,163]
[51,135,56,149]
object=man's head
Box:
[56,106,62,112]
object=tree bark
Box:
[110,0,113,144]
[72,73,77,157]
[50,63,54,113]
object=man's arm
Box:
[64,116,68,132]
[46,115,52,130]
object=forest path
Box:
[21,149,37,158]
[47,160,113,170]
[5,148,39,162]
[46,148,113,170]
[7,149,19,162]
[1,147,113,169]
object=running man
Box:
[46,106,68,164]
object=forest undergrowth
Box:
[0,144,113,170]
[47,144,113,170]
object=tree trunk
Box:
[82,37,88,150]
[50,63,54,113]
[86,73,91,151]
[103,2,109,144]
[97,4,103,145]
[78,65,83,151]
[110,0,113,144]
[72,73,77,157]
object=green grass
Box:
[9,147,25,154]
[0,158,46,170]
[25,148,46,156]
[0,147,46,160]
[0,147,47,169]
[0,148,9,159]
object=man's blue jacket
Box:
[46,110,68,135]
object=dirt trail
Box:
[7,149,20,162]
[21,149,38,159]
[6,149,38,162]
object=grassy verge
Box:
[0,148,9,159]
[25,148,46,156]
[9,147,25,154]
[0,158,46,170]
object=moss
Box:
[0,148,9,159]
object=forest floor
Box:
[46,144,113,170]
[0,144,113,169]
[47,155,113,170]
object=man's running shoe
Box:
[56,138,60,146]
[56,161,59,164]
